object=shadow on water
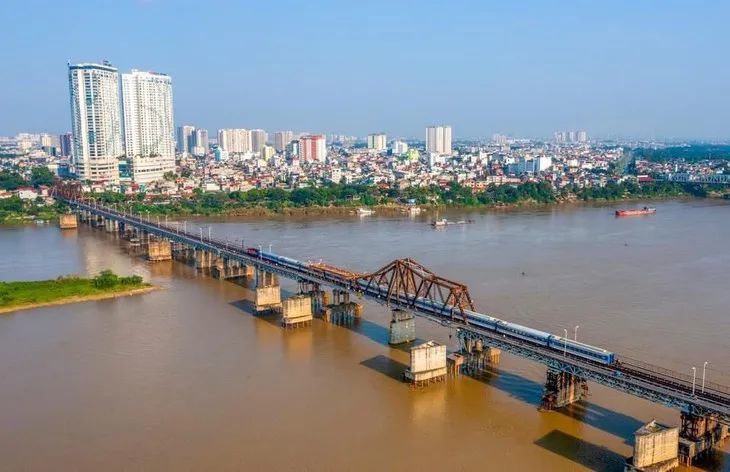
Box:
[226,286,644,446]
[466,367,643,444]
[534,430,625,471]
[360,354,409,382]
[696,448,729,472]
[335,317,426,353]
[228,299,283,329]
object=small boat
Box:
[432,218,474,227]
[615,207,656,217]
[356,207,374,216]
[407,206,421,215]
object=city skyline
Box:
[1,1,730,140]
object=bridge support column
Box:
[298,281,327,315]
[322,289,362,325]
[195,249,213,271]
[388,308,415,345]
[240,269,281,314]
[678,412,729,466]
[212,257,247,279]
[281,295,313,328]
[540,369,587,411]
[58,213,78,229]
[148,239,172,262]
[460,338,501,376]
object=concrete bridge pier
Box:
[322,289,362,325]
[298,281,327,316]
[247,269,281,314]
[58,213,78,229]
[212,258,249,279]
[461,338,501,375]
[281,294,313,328]
[195,249,214,271]
[540,369,588,411]
[148,239,172,262]
[678,412,730,466]
[389,308,415,345]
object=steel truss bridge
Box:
[59,191,730,425]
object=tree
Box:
[30,167,55,188]
[93,270,119,289]
[0,171,26,190]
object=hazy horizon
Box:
[1,0,729,140]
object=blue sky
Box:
[1,0,729,139]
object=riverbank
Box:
[180,194,713,219]
[0,272,156,314]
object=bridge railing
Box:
[620,356,730,396]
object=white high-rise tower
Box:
[121,70,175,184]
[68,62,123,183]
[426,125,452,155]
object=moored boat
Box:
[615,206,656,217]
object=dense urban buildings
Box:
[367,133,387,151]
[121,70,175,183]
[426,125,452,155]
[68,62,123,184]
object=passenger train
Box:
[255,249,616,366]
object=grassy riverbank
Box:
[0,271,155,314]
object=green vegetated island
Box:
[0,270,155,314]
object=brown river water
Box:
[0,199,728,471]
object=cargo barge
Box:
[615,207,656,217]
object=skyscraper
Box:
[250,129,267,153]
[59,133,73,157]
[273,131,293,152]
[176,125,196,155]
[192,129,208,156]
[121,70,175,184]
[218,128,252,153]
[367,133,387,151]
[426,125,452,155]
[68,62,123,183]
[299,135,326,161]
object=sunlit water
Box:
[0,199,728,471]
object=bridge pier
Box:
[58,213,78,229]
[241,269,281,314]
[460,338,501,376]
[322,289,362,325]
[540,369,588,411]
[212,257,249,279]
[678,412,729,467]
[388,308,415,345]
[281,294,313,328]
[297,281,327,315]
[147,239,172,262]
[195,249,214,271]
